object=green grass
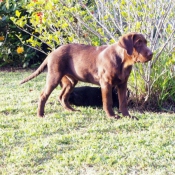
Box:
[0,70,175,175]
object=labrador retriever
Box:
[20,32,153,119]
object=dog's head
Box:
[119,32,153,63]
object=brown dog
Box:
[20,32,153,119]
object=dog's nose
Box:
[147,51,153,59]
[147,51,153,60]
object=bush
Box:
[129,53,175,110]
[0,0,37,67]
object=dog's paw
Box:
[37,114,44,117]
[108,115,121,119]
[112,115,138,120]
[128,115,139,120]
[114,115,121,119]
[37,111,45,118]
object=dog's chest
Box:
[114,66,132,84]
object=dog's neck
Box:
[114,43,135,67]
[114,43,134,81]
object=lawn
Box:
[0,70,175,175]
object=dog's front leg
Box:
[117,82,130,116]
[117,82,138,119]
[101,82,120,119]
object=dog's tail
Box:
[20,58,48,84]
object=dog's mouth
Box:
[145,56,153,62]
[147,55,153,61]
[136,55,152,63]
[136,59,150,63]
[136,51,153,63]
[140,59,151,63]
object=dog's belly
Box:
[67,65,100,85]
[68,72,100,85]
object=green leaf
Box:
[15,10,21,18]
[135,21,141,30]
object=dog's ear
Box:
[119,33,136,55]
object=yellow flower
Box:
[0,36,4,41]
[17,47,24,54]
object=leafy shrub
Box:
[152,53,175,109]
[0,0,37,67]
[129,52,175,110]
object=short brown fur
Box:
[20,32,153,119]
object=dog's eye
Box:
[137,40,142,46]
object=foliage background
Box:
[1,0,175,109]
[0,0,38,68]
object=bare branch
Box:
[151,29,175,68]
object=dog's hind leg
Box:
[58,76,78,111]
[38,73,62,117]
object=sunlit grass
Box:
[0,70,175,175]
